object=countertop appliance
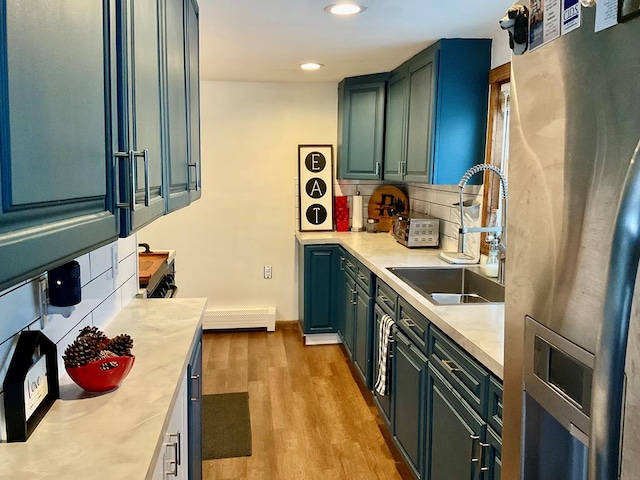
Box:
[392,214,439,248]
[504,6,640,480]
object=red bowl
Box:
[66,355,135,393]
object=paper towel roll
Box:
[351,194,364,231]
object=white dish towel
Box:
[374,314,395,396]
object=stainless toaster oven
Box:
[393,214,440,248]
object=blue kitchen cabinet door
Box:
[302,246,338,334]
[430,39,492,185]
[0,0,119,291]
[116,0,166,236]
[187,332,203,480]
[373,304,393,427]
[343,271,357,358]
[338,74,387,180]
[486,426,502,480]
[186,0,201,202]
[163,0,190,212]
[424,364,486,480]
[383,69,407,182]
[403,48,437,183]
[353,283,373,389]
[392,329,428,479]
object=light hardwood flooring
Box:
[202,327,410,480]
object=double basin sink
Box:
[387,267,504,305]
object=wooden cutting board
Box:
[138,252,169,287]
[367,186,409,232]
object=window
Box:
[481,63,511,256]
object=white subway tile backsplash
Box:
[89,243,114,280]
[0,281,40,345]
[116,253,137,290]
[120,276,138,310]
[92,291,120,332]
[430,204,452,221]
[76,254,91,287]
[117,235,138,262]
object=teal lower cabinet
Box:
[353,282,373,388]
[336,248,348,344]
[373,305,393,426]
[392,328,428,479]
[342,269,357,358]
[424,365,486,480]
[299,245,340,334]
[486,426,502,479]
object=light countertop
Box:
[296,231,504,379]
[0,297,206,480]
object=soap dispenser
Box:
[485,239,499,278]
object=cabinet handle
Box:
[470,434,481,464]
[441,359,461,373]
[346,260,354,269]
[401,161,407,176]
[479,442,490,474]
[188,162,199,191]
[141,149,150,207]
[168,431,181,469]
[375,161,380,177]
[401,317,425,336]
[114,151,133,210]
[357,273,367,282]
[351,289,357,305]
[397,162,402,175]
[340,256,346,271]
[165,432,181,477]
[190,374,200,402]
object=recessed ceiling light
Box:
[324,3,366,16]
[301,63,324,71]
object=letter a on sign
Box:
[298,145,333,231]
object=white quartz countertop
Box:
[0,297,206,480]
[296,231,504,379]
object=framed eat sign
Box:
[298,145,334,231]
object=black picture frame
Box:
[298,144,335,232]
[3,331,59,442]
[619,0,640,22]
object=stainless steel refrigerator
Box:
[504,5,640,480]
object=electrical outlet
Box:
[264,265,272,279]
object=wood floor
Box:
[202,327,410,480]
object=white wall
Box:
[0,235,139,441]
[139,81,338,321]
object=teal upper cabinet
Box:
[384,38,491,184]
[186,0,201,202]
[116,0,166,236]
[164,0,191,212]
[0,1,119,291]
[383,70,407,181]
[337,74,388,180]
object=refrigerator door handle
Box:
[589,140,640,480]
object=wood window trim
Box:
[480,62,511,256]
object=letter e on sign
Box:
[305,152,326,172]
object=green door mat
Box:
[202,392,252,460]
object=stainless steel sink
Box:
[387,267,505,305]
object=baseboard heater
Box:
[203,307,276,332]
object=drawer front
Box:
[356,262,373,293]
[488,376,503,435]
[397,298,428,354]
[375,279,398,318]
[343,250,357,278]
[428,326,489,417]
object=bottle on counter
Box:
[484,240,499,278]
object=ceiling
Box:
[198,0,515,83]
